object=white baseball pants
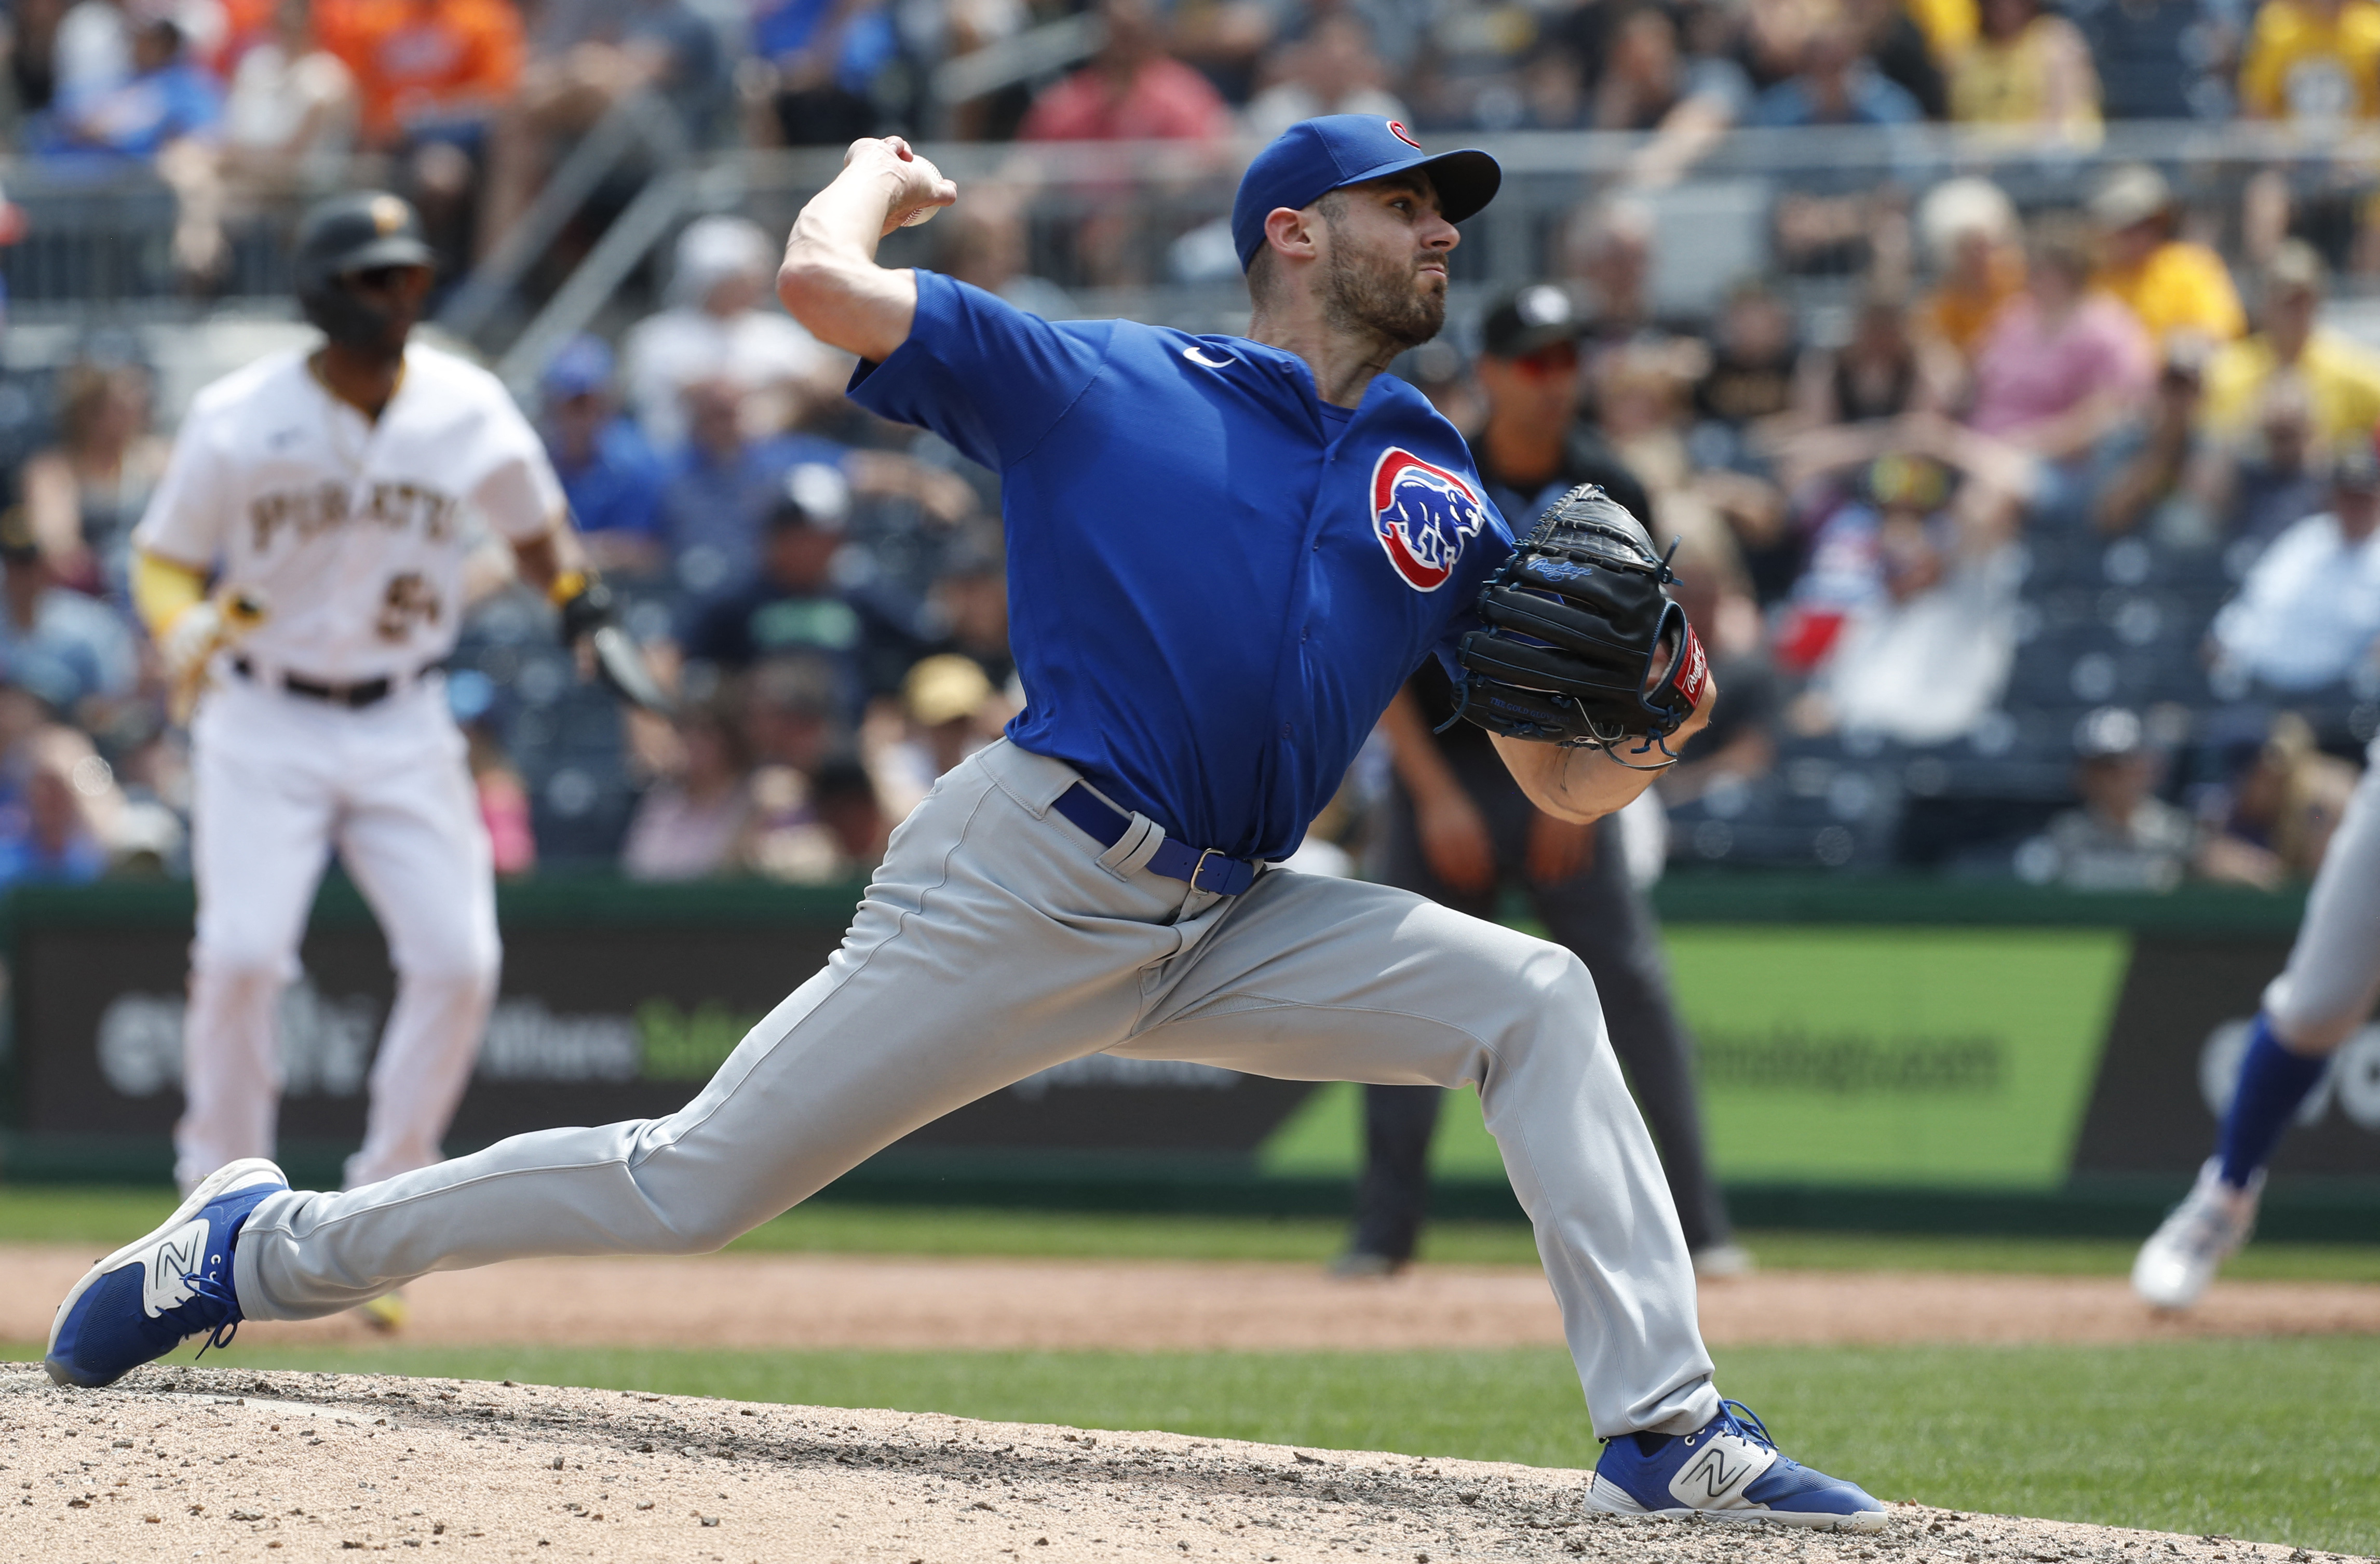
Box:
[2264,733,2380,1054]
[234,737,1719,1439]
[177,672,500,1194]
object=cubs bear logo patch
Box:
[1370,448,1487,592]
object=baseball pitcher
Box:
[53,124,1884,1531]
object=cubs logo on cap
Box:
[1371,448,1486,592]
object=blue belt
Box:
[1050,783,1261,897]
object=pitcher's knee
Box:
[642,1190,768,1255]
[618,1130,782,1254]
[1515,940,1602,1018]
[1475,936,1605,1060]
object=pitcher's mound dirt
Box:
[2,1364,2351,1563]
[7,1248,2378,1352]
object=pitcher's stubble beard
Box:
[1319,217,1446,354]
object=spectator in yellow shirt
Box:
[2202,241,2380,445]
[1949,0,2102,137]
[2091,164,2247,347]
[1905,0,1979,64]
[2238,0,2380,120]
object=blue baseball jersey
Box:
[850,270,1514,861]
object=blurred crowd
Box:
[24,0,2380,282]
[0,149,2375,899]
[2,0,2380,893]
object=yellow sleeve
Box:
[2202,251,2248,339]
[2197,341,2267,437]
[2334,337,2380,433]
[130,549,207,641]
[2239,3,2297,116]
[1903,0,1977,63]
[2350,0,2380,114]
[2169,245,2247,340]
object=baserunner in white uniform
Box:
[53,126,1886,1531]
[129,193,601,1247]
[2134,722,2380,1307]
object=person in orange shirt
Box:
[1915,176,2025,360]
[316,0,522,150]
[314,0,522,264]
[2089,163,2246,348]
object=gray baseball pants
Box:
[2265,733,2380,1053]
[234,737,1720,1439]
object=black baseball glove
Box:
[557,575,677,717]
[1449,483,1708,766]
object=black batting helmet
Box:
[293,191,436,352]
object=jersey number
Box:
[376,573,441,642]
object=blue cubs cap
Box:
[1232,115,1501,271]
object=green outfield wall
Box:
[2,874,2372,1235]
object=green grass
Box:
[10,1185,2380,1280]
[7,1337,2373,1552]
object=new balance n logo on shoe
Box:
[1669,1436,1771,1507]
[141,1220,208,1317]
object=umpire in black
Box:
[1338,284,1745,1277]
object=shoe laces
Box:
[1715,1400,1775,1451]
[181,1268,242,1360]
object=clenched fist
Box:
[847,136,958,235]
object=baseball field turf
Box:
[7,1189,2377,1553]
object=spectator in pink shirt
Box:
[1018,0,1230,143]
[1967,212,2154,465]
[1018,0,1228,285]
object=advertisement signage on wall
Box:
[15,912,1317,1170]
[4,882,2376,1191]
[1669,927,2133,1189]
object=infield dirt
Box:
[3,1363,2354,1564]
[6,1247,2379,1351]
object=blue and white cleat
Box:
[1585,1400,1888,1532]
[45,1158,288,1388]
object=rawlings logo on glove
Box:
[1450,484,1706,766]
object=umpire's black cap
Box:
[1481,284,1583,360]
[293,192,436,290]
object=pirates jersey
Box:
[133,342,564,683]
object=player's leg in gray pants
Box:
[234,738,1719,1440]
[1529,816,1733,1256]
[1366,764,1733,1254]
[2263,733,2380,1054]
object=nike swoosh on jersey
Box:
[1182,346,1237,369]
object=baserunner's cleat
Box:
[2132,1157,2262,1311]
[356,1289,409,1334]
[45,1158,288,1388]
[1585,1400,1888,1532]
